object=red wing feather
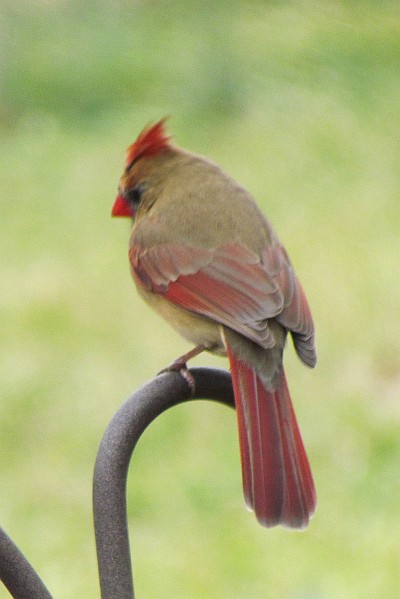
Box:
[129,241,315,362]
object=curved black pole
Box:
[93,367,235,599]
[0,527,53,599]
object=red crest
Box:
[125,118,171,169]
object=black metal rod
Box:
[93,367,235,599]
[0,527,53,599]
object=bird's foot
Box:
[158,345,206,395]
[158,360,196,394]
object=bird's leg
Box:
[158,345,206,394]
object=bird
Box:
[112,118,317,529]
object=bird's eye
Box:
[126,184,146,210]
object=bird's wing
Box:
[129,241,315,364]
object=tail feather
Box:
[227,345,316,529]
[278,374,316,527]
[232,366,254,508]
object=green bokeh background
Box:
[1,1,399,597]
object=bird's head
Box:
[112,118,173,218]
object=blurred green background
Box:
[1,1,399,597]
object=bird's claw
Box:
[158,361,196,396]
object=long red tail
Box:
[227,345,316,529]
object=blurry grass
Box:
[1,1,400,598]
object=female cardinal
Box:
[112,119,317,529]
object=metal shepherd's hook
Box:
[93,367,235,599]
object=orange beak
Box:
[111,195,133,217]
